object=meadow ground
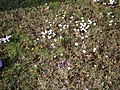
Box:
[0,0,120,90]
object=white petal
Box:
[93,48,97,52]
[82,50,86,54]
[75,43,79,46]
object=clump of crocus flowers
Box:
[0,35,11,44]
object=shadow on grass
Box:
[0,0,61,11]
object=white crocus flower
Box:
[87,74,89,77]
[2,38,7,43]
[82,19,84,22]
[46,6,49,10]
[82,50,86,54]
[93,48,97,52]
[93,22,97,26]
[50,24,52,27]
[62,16,64,19]
[81,36,84,40]
[54,39,57,42]
[58,24,62,27]
[5,35,11,42]
[55,18,57,20]
[0,35,12,43]
[56,15,58,17]
[54,55,56,58]
[63,25,66,29]
[63,14,65,17]
[83,23,87,27]
[51,43,54,46]
[75,42,79,46]
[85,35,88,38]
[109,0,115,5]
[60,36,63,39]
[88,19,92,25]
[70,16,74,19]
[60,53,63,56]
[66,25,69,28]
[44,30,48,34]
[94,64,97,67]
[64,12,66,14]
[75,21,79,23]
[81,33,84,35]
[68,67,71,70]
[60,28,63,31]
[80,23,83,26]
[76,24,79,26]
[93,0,99,2]
[41,31,45,35]
[48,30,52,35]
[109,23,112,26]
[85,25,90,29]
[48,36,52,39]
[34,65,37,68]
[42,35,45,38]
[45,20,48,22]
[36,38,39,41]
[103,2,107,5]
[81,17,84,19]
[53,22,55,24]
[73,28,77,32]
[109,20,114,23]
[108,12,113,15]
[105,55,108,58]
[73,13,76,15]
[77,29,80,32]
[45,3,48,6]
[52,32,56,37]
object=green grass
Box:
[0,0,120,90]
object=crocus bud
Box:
[0,59,3,68]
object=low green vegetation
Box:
[0,0,120,90]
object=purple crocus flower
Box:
[0,59,3,68]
